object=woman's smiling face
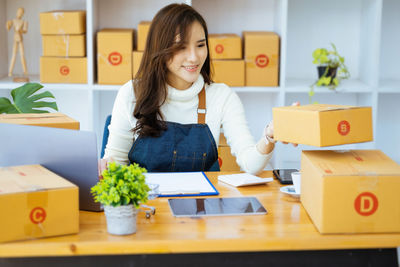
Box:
[166,21,208,90]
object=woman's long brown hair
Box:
[132,3,212,137]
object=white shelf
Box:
[92,84,121,91]
[233,86,281,93]
[378,80,400,93]
[0,75,90,90]
[285,78,373,93]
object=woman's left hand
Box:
[264,101,300,147]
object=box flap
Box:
[0,113,65,120]
[275,104,361,112]
[303,150,400,176]
[209,33,240,38]
[0,112,78,125]
[41,10,86,14]
[0,165,77,195]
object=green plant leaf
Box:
[0,98,18,113]
[91,162,149,207]
[0,83,58,114]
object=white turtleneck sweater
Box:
[104,75,272,174]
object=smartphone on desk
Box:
[273,169,298,184]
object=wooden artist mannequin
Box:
[6,7,28,79]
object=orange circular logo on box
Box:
[215,44,224,54]
[354,192,378,216]
[218,157,222,167]
[60,65,70,76]
[30,207,47,224]
[108,52,123,66]
[255,54,269,68]
[337,120,350,135]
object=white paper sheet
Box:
[218,173,273,187]
[144,172,217,196]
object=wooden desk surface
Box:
[1,171,399,258]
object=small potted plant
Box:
[91,162,150,235]
[309,43,350,103]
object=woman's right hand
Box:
[98,157,113,179]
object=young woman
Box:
[102,3,283,175]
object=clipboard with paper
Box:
[144,172,219,197]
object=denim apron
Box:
[128,86,220,172]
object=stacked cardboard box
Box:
[218,133,240,171]
[244,31,279,86]
[209,34,244,87]
[40,11,87,83]
[132,21,151,78]
[97,29,134,85]
[273,104,400,234]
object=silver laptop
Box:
[0,123,102,211]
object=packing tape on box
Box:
[245,54,278,68]
[357,172,379,191]
[9,168,49,238]
[25,190,49,238]
[63,35,70,57]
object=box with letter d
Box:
[301,150,400,234]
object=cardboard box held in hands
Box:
[273,104,373,147]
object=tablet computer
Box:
[168,197,267,217]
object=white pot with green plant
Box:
[91,162,150,235]
[309,43,350,103]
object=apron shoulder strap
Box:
[197,86,206,124]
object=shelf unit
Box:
[1,0,399,168]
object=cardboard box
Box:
[42,34,86,57]
[40,10,86,35]
[217,133,240,171]
[212,60,245,87]
[97,29,133,85]
[218,146,241,172]
[0,113,80,130]
[208,34,242,59]
[0,165,79,243]
[40,57,87,84]
[301,150,400,234]
[132,51,143,77]
[273,104,373,147]
[137,21,151,51]
[244,31,279,86]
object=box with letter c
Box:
[40,57,87,84]
[0,165,79,243]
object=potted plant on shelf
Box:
[309,43,350,103]
[91,162,150,235]
[0,83,58,113]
